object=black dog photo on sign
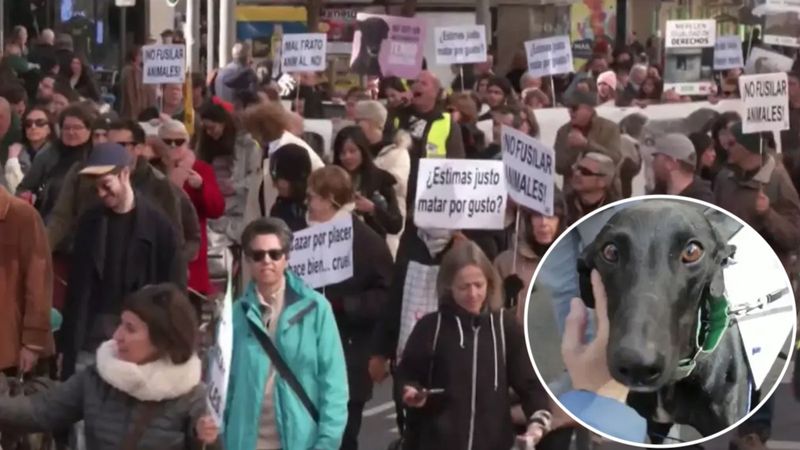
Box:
[525,196,796,447]
[351,16,390,76]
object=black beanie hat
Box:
[270,144,312,184]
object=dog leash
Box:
[727,287,791,318]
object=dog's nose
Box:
[610,346,666,389]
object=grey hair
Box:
[241,218,294,256]
[158,119,189,139]
[41,29,55,45]
[582,151,617,185]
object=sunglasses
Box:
[163,138,187,147]
[247,248,285,262]
[573,165,602,177]
[24,119,49,129]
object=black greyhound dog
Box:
[351,17,390,76]
[577,200,751,440]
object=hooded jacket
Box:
[0,340,215,450]
[396,302,549,450]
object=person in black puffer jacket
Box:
[269,143,311,232]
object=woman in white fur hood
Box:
[0,284,219,450]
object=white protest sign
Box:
[723,225,796,390]
[665,20,717,48]
[142,44,186,85]
[745,46,796,75]
[414,159,506,230]
[524,36,573,78]
[282,33,327,73]
[289,216,354,289]
[501,125,555,216]
[753,0,800,15]
[206,276,233,426]
[434,25,488,65]
[713,35,744,70]
[739,72,789,134]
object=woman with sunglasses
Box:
[159,120,225,296]
[3,106,54,193]
[304,165,393,450]
[333,126,402,239]
[0,284,220,449]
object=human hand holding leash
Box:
[195,415,219,445]
[755,187,770,216]
[562,270,629,403]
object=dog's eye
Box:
[601,243,619,263]
[681,242,704,264]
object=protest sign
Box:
[763,12,800,48]
[397,261,439,361]
[282,33,328,72]
[501,125,555,216]
[414,159,506,230]
[713,35,744,70]
[434,25,487,65]
[206,275,233,426]
[524,35,574,78]
[350,13,426,79]
[752,0,800,16]
[739,73,790,134]
[665,20,716,48]
[745,46,796,74]
[289,216,354,289]
[142,44,186,85]
[664,20,716,96]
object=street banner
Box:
[739,72,790,134]
[414,159,507,230]
[525,35,574,78]
[142,44,186,85]
[434,25,488,65]
[664,20,716,96]
[501,125,555,216]
[282,33,328,72]
[206,275,234,426]
[713,35,745,70]
[350,13,426,79]
[289,216,354,289]
[745,46,796,74]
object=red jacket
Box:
[183,160,225,294]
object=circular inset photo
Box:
[524,195,797,448]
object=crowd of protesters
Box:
[0,23,798,450]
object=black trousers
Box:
[341,400,365,450]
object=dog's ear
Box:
[577,243,597,308]
[378,20,390,39]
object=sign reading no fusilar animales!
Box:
[282,33,328,73]
[739,73,790,134]
[501,125,555,216]
[665,20,717,48]
[524,35,574,78]
[434,25,488,65]
[289,216,354,289]
[414,159,507,230]
[142,44,186,85]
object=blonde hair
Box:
[307,165,354,209]
[447,92,478,123]
[436,241,503,311]
[158,119,189,139]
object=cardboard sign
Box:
[414,159,507,230]
[206,276,233,426]
[745,46,796,75]
[288,216,354,289]
[739,73,790,134]
[713,35,744,70]
[434,25,488,65]
[142,44,186,85]
[350,13,426,79]
[501,125,555,216]
[282,33,328,72]
[525,35,574,78]
[665,20,717,48]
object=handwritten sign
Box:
[289,216,354,289]
[414,159,506,230]
[142,44,186,84]
[206,276,233,426]
[351,14,426,79]
[434,25,487,65]
[524,35,573,78]
[714,35,744,70]
[282,33,327,73]
[665,20,716,48]
[739,73,790,134]
[501,125,555,216]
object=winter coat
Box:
[16,141,90,219]
[353,167,404,238]
[315,212,394,402]
[0,186,54,371]
[223,273,349,450]
[59,195,184,378]
[372,131,411,256]
[554,114,623,179]
[0,340,216,450]
[120,64,155,120]
[397,302,549,450]
[3,141,52,194]
[714,155,800,267]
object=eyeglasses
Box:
[24,119,49,129]
[163,138,187,147]
[247,248,285,263]
[573,165,603,177]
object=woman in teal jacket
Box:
[223,269,349,450]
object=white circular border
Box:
[522,194,798,448]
